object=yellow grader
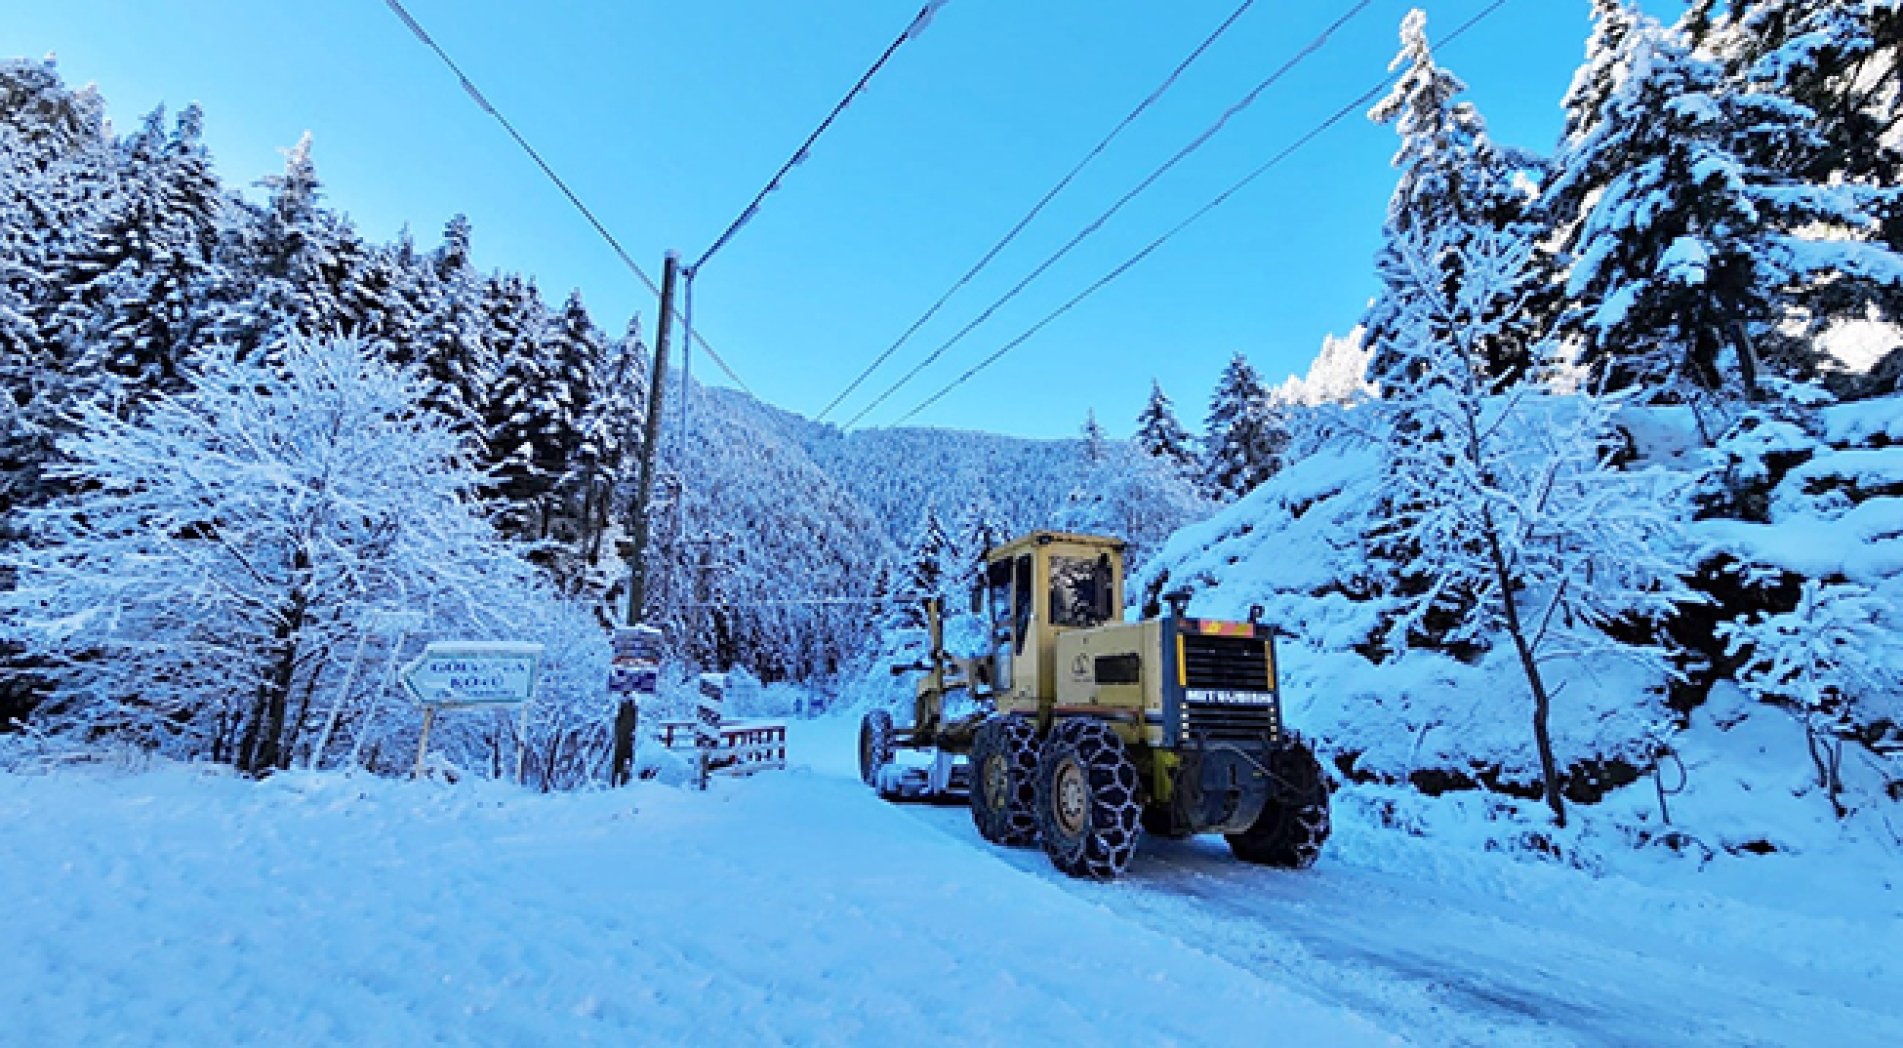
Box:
[858,530,1330,879]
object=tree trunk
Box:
[1482,509,1567,827]
[237,589,309,777]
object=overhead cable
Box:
[813,0,1262,423]
[841,0,1376,430]
[692,1,953,272]
[890,0,1514,426]
[380,0,752,393]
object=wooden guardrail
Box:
[657,719,788,775]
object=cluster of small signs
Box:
[610,626,663,702]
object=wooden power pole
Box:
[610,251,678,786]
[626,251,678,626]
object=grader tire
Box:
[858,709,895,791]
[1034,719,1142,880]
[970,714,1040,846]
[1226,740,1331,869]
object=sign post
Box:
[696,673,726,790]
[400,641,544,781]
[608,625,663,785]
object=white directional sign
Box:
[401,641,544,707]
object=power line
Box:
[889,0,1515,427]
[812,0,1262,423]
[692,1,953,273]
[839,0,1376,431]
[380,0,752,394]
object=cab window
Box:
[1050,555,1109,628]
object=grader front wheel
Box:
[858,709,895,792]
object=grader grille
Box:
[1175,631,1281,745]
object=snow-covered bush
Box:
[1,335,607,780]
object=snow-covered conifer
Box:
[1550,11,1903,403]
[1364,9,1547,392]
[1134,379,1198,478]
[1202,352,1285,499]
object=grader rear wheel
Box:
[1034,719,1142,879]
[1226,740,1331,868]
[970,714,1040,845]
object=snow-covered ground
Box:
[4,715,1898,1046]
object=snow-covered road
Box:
[796,716,1903,1048]
[2,718,1896,1047]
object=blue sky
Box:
[6,1,1629,439]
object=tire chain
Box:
[1226,741,1331,868]
[971,714,1041,845]
[1036,719,1142,879]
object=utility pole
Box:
[611,251,678,787]
[625,252,679,626]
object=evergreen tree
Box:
[482,273,563,536]
[1134,379,1198,477]
[957,492,1007,568]
[43,104,220,394]
[412,214,494,441]
[1691,0,1901,191]
[1363,9,1547,392]
[1080,409,1107,464]
[1550,11,1903,402]
[1202,352,1285,500]
[204,133,371,362]
[896,505,954,629]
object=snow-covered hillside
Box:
[1136,392,1903,871]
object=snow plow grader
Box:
[858,531,1330,880]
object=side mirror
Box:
[1093,554,1115,621]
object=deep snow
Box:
[5,714,1900,1047]
[0,738,1383,1047]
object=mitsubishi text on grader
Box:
[858,531,1330,880]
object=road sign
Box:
[401,641,544,707]
[608,625,663,697]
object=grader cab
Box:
[858,530,1330,880]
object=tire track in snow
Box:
[892,798,1903,1047]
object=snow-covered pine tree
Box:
[1080,409,1108,464]
[957,493,1007,569]
[205,133,373,359]
[896,505,954,629]
[343,230,430,364]
[392,214,494,446]
[1691,0,1901,191]
[1364,8,1548,393]
[560,303,642,579]
[1134,379,1198,479]
[1549,9,1903,405]
[42,104,220,395]
[1202,351,1285,500]
[1370,226,1691,826]
[481,273,564,538]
